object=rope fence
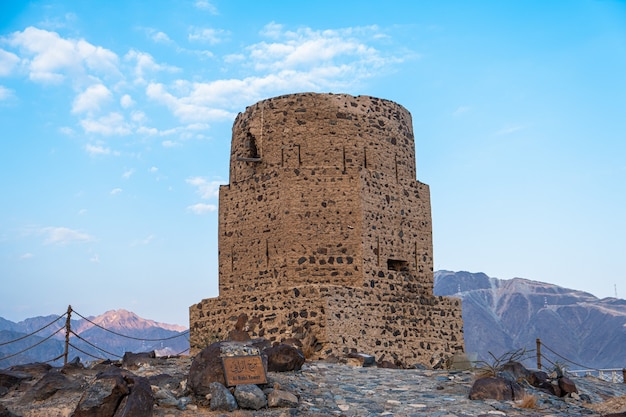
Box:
[0,305,189,369]
[533,338,624,383]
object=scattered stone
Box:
[234,384,267,410]
[208,382,238,412]
[264,344,305,372]
[122,351,156,369]
[468,376,525,401]
[346,352,375,367]
[559,376,578,397]
[267,389,299,408]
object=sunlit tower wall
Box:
[190,92,464,367]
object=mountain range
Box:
[2,271,625,371]
[0,309,188,368]
[434,270,626,370]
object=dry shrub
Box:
[517,394,537,409]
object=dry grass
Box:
[516,394,538,409]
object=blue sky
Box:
[1,1,625,326]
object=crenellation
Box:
[190,92,464,367]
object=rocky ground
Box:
[2,355,626,417]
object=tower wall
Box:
[190,92,464,366]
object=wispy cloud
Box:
[188,27,228,44]
[187,203,217,214]
[80,112,131,136]
[40,226,94,245]
[19,253,34,260]
[495,125,526,136]
[132,234,156,246]
[0,85,14,101]
[110,188,122,195]
[194,0,219,14]
[453,106,470,116]
[186,176,223,199]
[122,169,134,179]
[85,143,117,156]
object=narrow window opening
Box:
[387,259,408,272]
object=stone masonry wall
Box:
[190,92,464,367]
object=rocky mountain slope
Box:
[0,309,188,368]
[434,270,626,370]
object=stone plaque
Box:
[222,355,267,386]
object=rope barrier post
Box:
[64,305,72,366]
[536,338,542,370]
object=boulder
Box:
[187,343,227,396]
[267,389,299,408]
[0,370,32,391]
[21,370,79,402]
[234,384,267,410]
[558,376,578,397]
[468,376,525,401]
[209,382,238,412]
[73,369,129,417]
[72,368,153,417]
[264,344,305,372]
[498,361,531,382]
[122,351,156,369]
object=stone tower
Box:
[190,92,464,367]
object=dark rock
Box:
[73,369,129,417]
[234,384,267,410]
[527,370,550,387]
[22,370,78,402]
[267,389,299,408]
[264,344,305,372]
[498,361,531,382]
[209,382,238,412]
[378,360,400,369]
[8,363,51,378]
[113,373,153,417]
[0,404,20,417]
[558,376,578,397]
[122,351,156,369]
[468,376,525,401]
[188,343,227,396]
[0,370,31,390]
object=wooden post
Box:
[64,305,72,366]
[536,338,542,370]
[622,368,625,384]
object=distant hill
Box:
[434,270,626,370]
[0,309,189,368]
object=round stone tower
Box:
[190,92,464,367]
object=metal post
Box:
[536,338,542,370]
[64,305,72,366]
[622,368,625,384]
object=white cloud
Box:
[80,112,131,136]
[85,143,117,156]
[120,94,135,108]
[41,226,94,245]
[188,27,228,44]
[131,234,156,246]
[19,253,34,260]
[187,203,217,214]
[6,27,120,85]
[150,166,158,173]
[453,106,470,116]
[110,188,122,195]
[151,31,172,44]
[72,84,112,114]
[0,49,20,76]
[186,176,223,199]
[122,169,134,179]
[90,254,100,263]
[162,140,179,148]
[0,85,14,101]
[194,0,218,14]
[125,49,179,84]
